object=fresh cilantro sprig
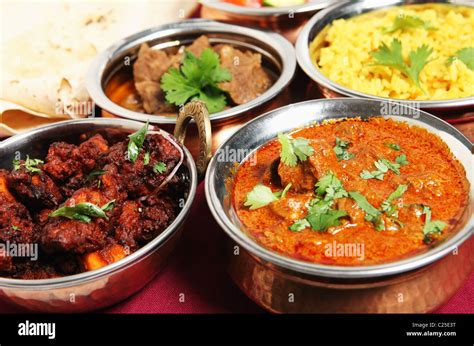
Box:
[422,205,447,244]
[12,156,44,174]
[49,200,116,223]
[371,39,433,92]
[290,172,348,232]
[161,48,232,113]
[383,14,434,33]
[128,122,149,162]
[278,133,314,167]
[385,143,400,151]
[348,191,385,231]
[360,154,409,180]
[446,47,474,71]
[381,184,408,217]
[153,162,167,174]
[244,183,292,210]
[333,137,355,161]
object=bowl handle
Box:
[174,100,212,177]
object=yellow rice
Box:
[310,4,474,100]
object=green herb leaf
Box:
[383,14,434,33]
[422,206,447,244]
[143,152,150,166]
[86,169,106,182]
[395,154,409,166]
[385,143,400,151]
[349,191,384,230]
[315,172,348,200]
[244,184,279,210]
[13,155,44,173]
[333,137,355,161]
[11,225,21,231]
[128,122,149,162]
[289,219,310,232]
[278,133,314,167]
[371,39,433,92]
[307,209,348,232]
[274,183,292,199]
[50,202,109,223]
[161,48,232,113]
[153,162,167,174]
[381,184,408,216]
[101,199,116,212]
[447,47,474,71]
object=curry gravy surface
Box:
[232,118,469,265]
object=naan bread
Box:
[0,0,197,136]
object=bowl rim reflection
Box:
[0,118,197,288]
[295,0,474,109]
[205,98,473,278]
[86,19,296,124]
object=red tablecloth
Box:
[0,182,472,313]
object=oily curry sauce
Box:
[232,118,469,265]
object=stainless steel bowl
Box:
[87,19,295,158]
[205,98,473,312]
[0,118,199,312]
[296,0,474,116]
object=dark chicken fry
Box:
[1,126,186,279]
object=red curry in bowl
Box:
[232,118,469,265]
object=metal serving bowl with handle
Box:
[295,0,474,117]
[0,101,211,312]
[87,19,296,158]
[205,98,473,312]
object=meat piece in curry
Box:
[0,123,188,279]
[233,118,469,265]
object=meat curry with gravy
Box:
[232,118,469,265]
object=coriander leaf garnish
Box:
[349,191,384,231]
[360,156,408,180]
[245,183,292,210]
[153,162,167,174]
[306,209,348,232]
[49,200,116,223]
[371,39,433,92]
[315,172,348,200]
[244,184,279,210]
[128,122,149,162]
[383,14,434,33]
[143,152,150,166]
[161,48,232,113]
[11,225,21,231]
[333,137,355,161]
[274,183,292,199]
[381,184,408,217]
[422,205,447,244]
[86,169,106,182]
[289,172,348,232]
[289,219,310,232]
[278,133,314,167]
[385,143,400,151]
[395,154,409,166]
[13,155,44,173]
[447,47,474,71]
